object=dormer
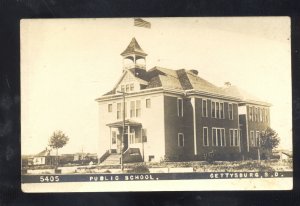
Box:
[116,69,148,93]
[121,37,147,71]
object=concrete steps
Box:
[101,154,121,165]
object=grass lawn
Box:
[23,159,292,174]
[121,159,292,173]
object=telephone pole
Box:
[117,91,127,172]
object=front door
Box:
[123,134,128,152]
[116,134,129,153]
[117,134,122,153]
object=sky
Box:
[21,17,292,155]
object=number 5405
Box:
[40,176,59,182]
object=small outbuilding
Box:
[30,148,57,166]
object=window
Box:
[217,129,221,146]
[124,102,127,118]
[230,129,239,146]
[121,85,125,92]
[220,103,224,119]
[211,101,216,118]
[211,101,225,119]
[255,107,258,122]
[142,129,147,142]
[212,128,225,146]
[178,133,184,147]
[253,107,257,122]
[250,131,255,146]
[212,128,217,146]
[129,128,135,144]
[148,155,155,162]
[202,99,207,117]
[136,100,141,117]
[256,131,260,147]
[203,127,209,146]
[117,103,121,119]
[221,128,226,146]
[112,131,116,144]
[135,134,142,143]
[126,84,130,92]
[265,108,269,122]
[258,108,262,122]
[234,129,239,146]
[108,104,112,112]
[216,102,220,118]
[239,129,242,141]
[130,101,135,117]
[177,98,183,117]
[228,103,233,120]
[117,102,127,118]
[130,83,134,91]
[230,129,234,146]
[222,129,225,146]
[249,107,253,121]
[146,99,151,108]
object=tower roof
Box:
[121,37,147,57]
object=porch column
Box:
[109,127,112,150]
[246,105,250,152]
[191,97,197,155]
[141,127,145,161]
[128,125,130,145]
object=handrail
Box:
[123,64,146,70]
[122,148,143,163]
[99,150,110,163]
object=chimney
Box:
[189,69,199,75]
[224,82,232,87]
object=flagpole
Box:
[132,18,151,40]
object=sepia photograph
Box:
[20,17,292,192]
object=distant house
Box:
[60,154,75,164]
[54,153,99,165]
[280,151,292,160]
[96,37,271,163]
[22,155,32,167]
[85,153,98,162]
[30,148,57,166]
[73,153,85,162]
[273,149,292,160]
[73,153,98,163]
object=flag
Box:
[134,18,151,29]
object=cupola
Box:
[121,37,147,71]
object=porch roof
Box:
[106,119,142,128]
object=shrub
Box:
[203,152,215,163]
[127,165,150,173]
[234,161,275,172]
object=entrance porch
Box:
[106,119,146,162]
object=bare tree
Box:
[48,130,69,166]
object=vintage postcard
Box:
[21,17,292,192]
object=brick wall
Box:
[195,98,241,160]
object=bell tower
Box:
[121,37,147,71]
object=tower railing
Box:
[123,64,146,70]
